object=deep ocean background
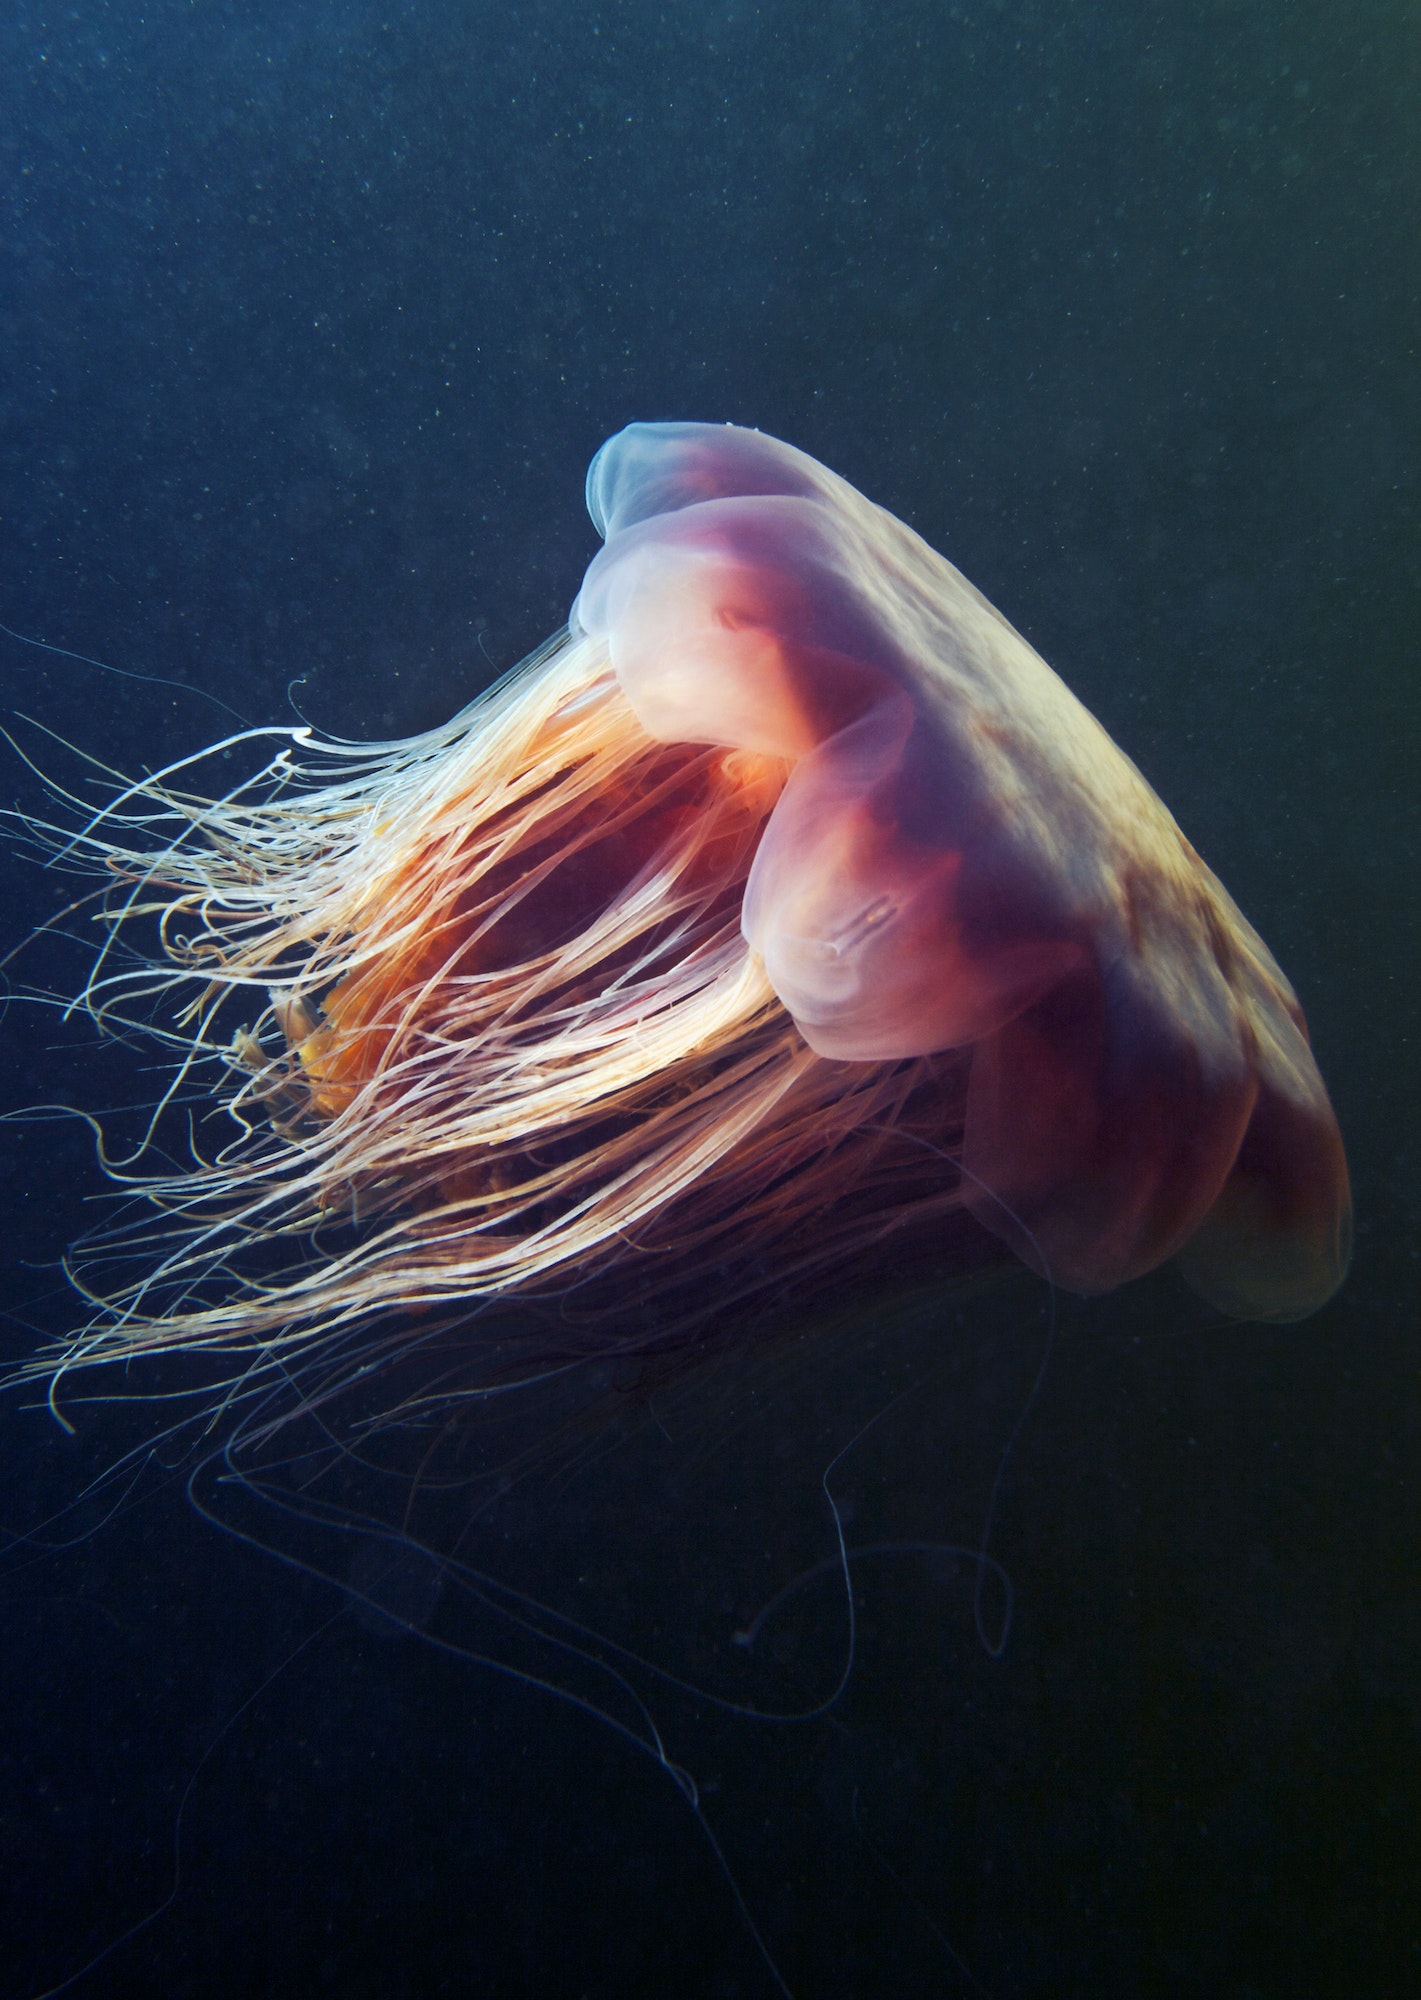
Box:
[1,3,1417,1997]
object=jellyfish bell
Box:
[576,421,1351,1321]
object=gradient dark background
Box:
[1,3,1416,1996]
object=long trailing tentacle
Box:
[9,628,966,1407]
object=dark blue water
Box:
[1,4,1416,1996]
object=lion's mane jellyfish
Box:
[35,423,1349,1396]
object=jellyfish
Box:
[25,422,1349,1409]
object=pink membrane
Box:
[572,423,1351,1321]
